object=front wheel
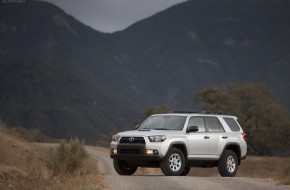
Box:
[113,159,137,175]
[160,148,185,176]
[181,167,191,176]
[218,150,238,177]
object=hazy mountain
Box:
[111,0,290,108]
[0,0,290,140]
[0,58,141,141]
[0,0,114,77]
[0,0,141,141]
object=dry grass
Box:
[237,156,290,185]
[0,122,105,190]
[47,139,88,175]
[0,123,48,189]
[43,157,105,190]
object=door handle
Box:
[222,136,228,139]
[204,136,210,139]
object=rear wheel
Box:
[113,159,137,175]
[218,150,238,177]
[160,148,185,176]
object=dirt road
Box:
[86,146,290,190]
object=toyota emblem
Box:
[129,137,134,143]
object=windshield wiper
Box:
[138,128,151,131]
[153,128,169,130]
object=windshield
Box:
[139,115,186,130]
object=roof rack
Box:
[201,111,230,115]
[171,110,230,115]
[171,110,201,114]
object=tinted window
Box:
[187,117,205,132]
[223,118,241,132]
[204,117,224,132]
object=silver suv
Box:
[110,111,247,176]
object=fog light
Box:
[111,149,117,154]
[145,149,158,155]
[145,149,154,155]
[153,150,158,155]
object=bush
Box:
[47,138,87,176]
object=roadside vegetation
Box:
[0,121,105,190]
[47,138,87,176]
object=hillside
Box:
[0,60,139,140]
[111,0,290,108]
[0,0,290,140]
[0,0,141,140]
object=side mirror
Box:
[188,125,199,133]
[134,125,140,130]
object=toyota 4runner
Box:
[110,111,247,176]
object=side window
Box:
[187,117,206,132]
[204,117,224,132]
[223,117,241,132]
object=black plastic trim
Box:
[168,141,188,158]
[110,154,162,161]
[220,142,242,164]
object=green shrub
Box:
[47,138,87,176]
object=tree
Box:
[195,86,244,122]
[195,83,290,156]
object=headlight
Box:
[112,135,120,142]
[148,135,166,142]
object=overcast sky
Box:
[41,0,187,33]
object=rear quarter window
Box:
[204,117,224,132]
[223,117,241,132]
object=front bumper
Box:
[110,141,164,166]
[110,142,163,161]
[110,137,169,163]
[110,153,163,161]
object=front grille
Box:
[119,149,141,154]
[120,137,145,144]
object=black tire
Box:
[113,159,137,175]
[160,148,185,176]
[181,167,191,176]
[218,150,238,177]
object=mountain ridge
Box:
[110,0,290,108]
[0,0,289,140]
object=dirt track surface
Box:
[86,146,290,190]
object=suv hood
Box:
[117,130,183,137]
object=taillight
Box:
[242,133,247,140]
